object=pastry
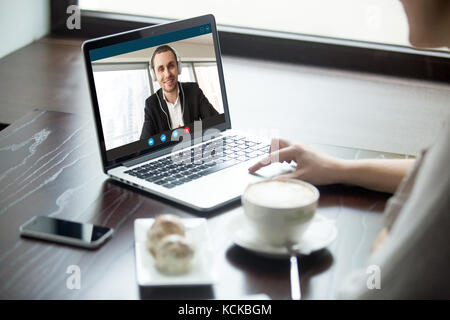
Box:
[146,214,185,255]
[154,234,195,274]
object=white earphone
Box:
[150,45,185,130]
[155,80,186,130]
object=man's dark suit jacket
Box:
[140,82,219,139]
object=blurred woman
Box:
[249,0,450,299]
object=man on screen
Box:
[140,45,219,139]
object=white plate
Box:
[227,212,337,258]
[134,218,216,286]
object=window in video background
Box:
[93,64,150,151]
[92,34,223,151]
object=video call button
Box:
[148,138,154,146]
[160,134,167,142]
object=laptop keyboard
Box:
[124,135,270,189]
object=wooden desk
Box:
[0,110,391,299]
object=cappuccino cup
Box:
[241,178,319,247]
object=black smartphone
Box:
[19,216,113,249]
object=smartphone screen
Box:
[20,216,112,246]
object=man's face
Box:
[153,50,179,94]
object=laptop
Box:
[82,14,292,212]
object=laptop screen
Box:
[85,17,228,166]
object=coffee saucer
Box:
[227,212,337,258]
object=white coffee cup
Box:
[241,178,320,247]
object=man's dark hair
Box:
[150,45,178,71]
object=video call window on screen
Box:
[91,28,224,152]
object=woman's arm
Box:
[248,138,415,194]
[336,158,415,193]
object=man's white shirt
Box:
[163,88,184,129]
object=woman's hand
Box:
[248,138,344,186]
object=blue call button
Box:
[148,138,154,146]
[160,134,166,142]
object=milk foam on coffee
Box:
[245,180,316,208]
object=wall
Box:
[0,0,50,59]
